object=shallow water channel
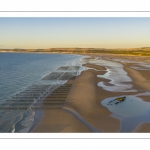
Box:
[87,57,136,92]
[101,95,150,132]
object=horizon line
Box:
[1,47,150,50]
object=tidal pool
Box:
[101,95,150,132]
[109,57,150,70]
[87,57,136,92]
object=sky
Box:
[0,17,150,49]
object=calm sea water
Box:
[0,52,82,132]
[0,53,82,102]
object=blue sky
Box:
[0,17,150,49]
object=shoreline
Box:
[32,54,150,133]
[32,56,121,132]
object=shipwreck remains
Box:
[107,96,126,105]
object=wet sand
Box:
[32,54,150,133]
[133,123,150,132]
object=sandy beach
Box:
[32,54,150,133]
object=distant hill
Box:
[1,47,150,56]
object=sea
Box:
[0,52,83,132]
